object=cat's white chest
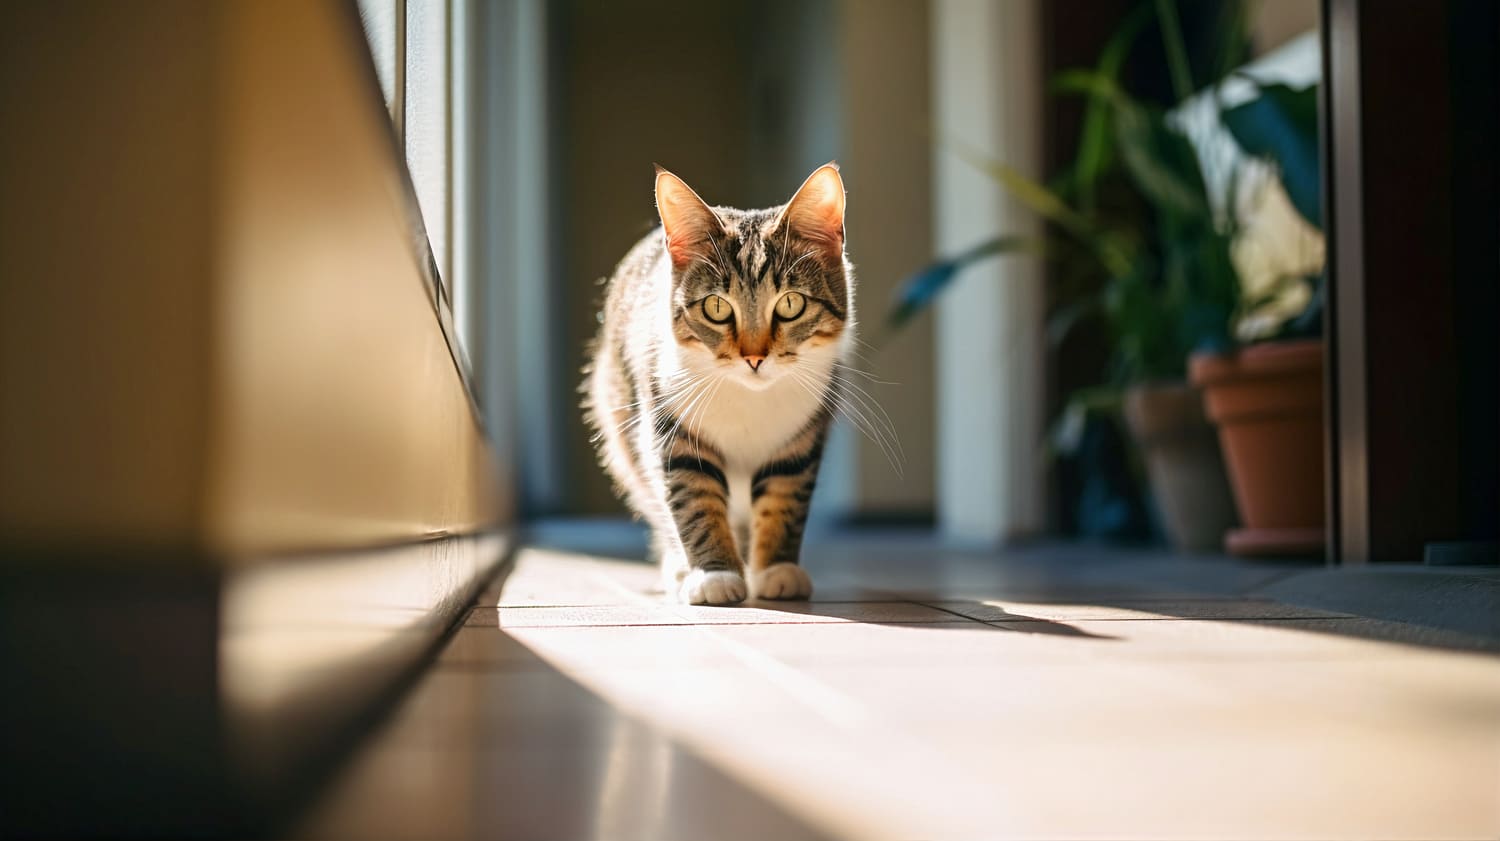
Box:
[695,371,828,471]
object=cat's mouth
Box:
[732,365,779,391]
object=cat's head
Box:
[656,163,851,391]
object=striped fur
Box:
[583,164,854,605]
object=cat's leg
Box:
[731,518,751,564]
[639,465,693,597]
[590,341,676,592]
[663,452,747,605]
[651,523,689,594]
[747,427,825,600]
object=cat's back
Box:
[603,227,669,309]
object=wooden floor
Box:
[291,530,1500,840]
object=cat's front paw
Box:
[750,563,813,600]
[679,569,748,605]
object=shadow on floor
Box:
[729,598,1122,639]
[293,564,836,841]
[521,520,1500,656]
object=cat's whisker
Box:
[833,360,899,386]
[836,403,904,476]
[661,375,716,461]
[791,367,904,475]
[657,382,702,449]
[787,248,818,275]
[788,375,885,470]
[832,391,905,471]
[678,248,724,276]
[819,365,891,418]
[666,379,707,451]
[705,235,731,276]
[830,395,904,476]
[824,370,903,455]
[609,376,704,435]
[687,375,727,470]
[833,344,882,373]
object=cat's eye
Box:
[775,292,806,320]
[702,294,733,324]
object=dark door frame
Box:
[1321,0,1499,564]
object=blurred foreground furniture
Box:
[1322,0,1499,563]
[0,2,509,836]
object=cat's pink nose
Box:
[743,355,765,372]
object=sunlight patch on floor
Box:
[488,549,1500,840]
[299,543,1500,841]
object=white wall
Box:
[1253,0,1319,54]
[931,0,1046,545]
[824,0,936,520]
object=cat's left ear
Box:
[774,162,845,259]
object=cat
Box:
[583,163,854,605]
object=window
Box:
[356,0,471,363]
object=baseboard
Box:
[0,531,512,839]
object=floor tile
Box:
[672,600,961,624]
[924,597,1353,623]
[436,625,557,670]
[466,600,960,629]
[294,684,828,841]
[482,548,660,608]
[502,619,1500,840]
[496,622,997,674]
[302,539,1500,841]
[437,622,992,672]
[467,603,687,628]
[494,615,1488,678]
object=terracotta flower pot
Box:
[1189,339,1325,557]
[1122,382,1239,553]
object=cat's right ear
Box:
[654,165,725,269]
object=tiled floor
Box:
[293,537,1500,841]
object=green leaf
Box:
[942,133,1135,277]
[1154,0,1195,103]
[1111,104,1208,219]
[886,236,1044,329]
[1045,298,1100,348]
[1210,0,1252,85]
[1072,4,1153,208]
[951,138,1093,233]
[1049,385,1125,457]
[1053,69,1210,220]
[1052,68,1129,102]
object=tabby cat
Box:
[583,163,854,605]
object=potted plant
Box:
[890,0,1252,553]
[1190,77,1326,556]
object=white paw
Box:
[679,569,748,605]
[750,563,813,600]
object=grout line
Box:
[485,620,974,629]
[473,610,1357,627]
[472,619,981,630]
[980,614,1359,623]
[486,596,1257,608]
[920,612,1358,622]
[915,602,1003,623]
[263,613,1361,634]
[487,599,919,609]
[908,598,1355,620]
